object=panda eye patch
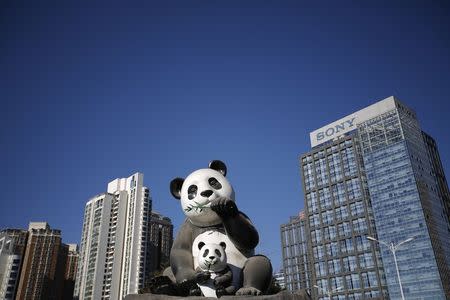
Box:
[215,249,221,257]
[188,185,198,200]
[203,249,209,257]
[208,177,222,190]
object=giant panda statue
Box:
[168,160,272,296]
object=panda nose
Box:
[201,190,213,197]
[209,256,215,260]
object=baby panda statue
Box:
[168,160,273,297]
[196,241,235,297]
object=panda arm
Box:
[211,198,259,251]
[222,212,259,251]
[170,220,196,283]
[194,266,211,283]
[213,266,233,287]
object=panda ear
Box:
[220,242,226,250]
[209,160,227,177]
[170,178,184,200]
[198,242,205,250]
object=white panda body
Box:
[193,231,251,297]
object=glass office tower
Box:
[301,96,450,300]
[281,211,311,293]
[301,134,388,300]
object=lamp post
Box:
[313,284,342,300]
[367,236,416,300]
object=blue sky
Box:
[1,1,449,271]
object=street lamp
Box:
[313,284,342,300]
[366,236,416,300]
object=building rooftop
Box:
[309,96,406,147]
[28,222,49,231]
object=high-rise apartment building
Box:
[74,172,152,300]
[299,96,450,299]
[63,244,79,299]
[280,211,311,292]
[147,211,173,277]
[0,224,77,300]
[15,222,64,300]
[0,229,28,299]
[64,244,79,280]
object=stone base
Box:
[125,290,311,300]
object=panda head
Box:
[197,241,228,272]
[170,160,235,226]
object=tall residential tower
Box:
[147,212,173,277]
[0,229,28,299]
[74,173,152,300]
[299,96,450,300]
[1,224,78,300]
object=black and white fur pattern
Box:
[169,160,273,296]
[196,241,235,297]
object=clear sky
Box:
[1,1,450,272]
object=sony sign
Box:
[316,117,356,141]
[309,112,359,147]
[309,96,398,147]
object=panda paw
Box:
[210,197,238,218]
[188,286,202,296]
[194,270,211,283]
[148,276,176,295]
[213,274,231,287]
[236,287,262,296]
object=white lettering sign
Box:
[309,96,398,147]
[316,118,355,141]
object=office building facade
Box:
[74,172,152,300]
[300,96,450,299]
[281,211,311,293]
[273,269,286,290]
